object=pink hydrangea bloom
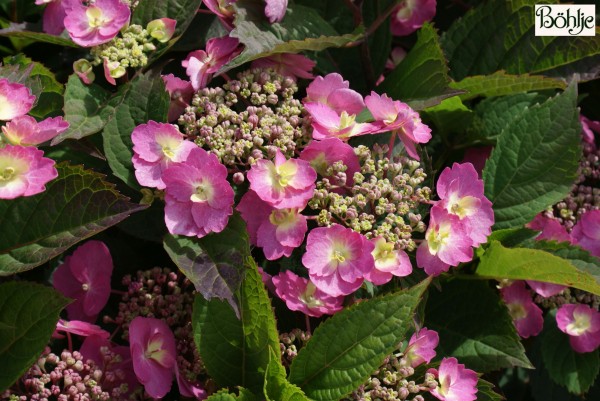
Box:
[251,53,315,80]
[571,210,600,257]
[364,237,412,285]
[461,146,492,178]
[63,0,131,47]
[182,36,241,90]
[73,58,95,84]
[391,0,437,36]
[36,0,67,35]
[55,319,110,339]
[500,281,543,338]
[305,73,365,116]
[2,115,69,146]
[436,163,494,247]
[272,270,344,317]
[299,137,360,186]
[176,366,207,400]
[131,121,197,189]
[526,280,565,298]
[203,0,236,30]
[0,79,35,121]
[52,241,113,322]
[265,0,288,23]
[416,205,474,276]
[247,149,316,209]
[404,327,439,368]
[304,102,378,140]
[556,304,600,353]
[428,357,478,401]
[163,147,234,238]
[237,190,307,260]
[103,57,126,85]
[163,74,194,122]
[0,145,58,199]
[302,224,374,297]
[129,317,177,399]
[526,213,571,243]
[385,47,407,70]
[580,115,599,145]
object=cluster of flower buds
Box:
[279,328,311,367]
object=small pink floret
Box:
[571,210,600,257]
[526,213,571,243]
[264,0,288,23]
[55,319,110,339]
[305,102,378,140]
[500,281,543,338]
[251,53,315,80]
[2,115,69,146]
[63,0,131,47]
[556,303,600,353]
[299,137,360,186]
[162,74,194,122]
[305,73,365,116]
[428,357,478,401]
[37,0,67,35]
[0,79,36,121]
[391,0,437,36]
[183,36,241,90]
[0,145,58,199]
[404,327,439,367]
[364,237,412,285]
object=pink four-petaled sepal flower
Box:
[304,102,378,140]
[272,270,344,317]
[175,365,207,400]
[390,0,437,36]
[237,190,307,260]
[131,121,197,189]
[416,205,474,276]
[247,148,316,209]
[302,224,375,297]
[556,303,600,353]
[0,145,58,199]
[129,317,177,399]
[63,0,131,47]
[364,92,432,160]
[36,0,67,35]
[162,74,194,123]
[526,213,572,243]
[428,357,478,401]
[299,137,360,186]
[436,162,494,247]
[403,327,439,368]
[304,73,365,116]
[364,237,412,285]
[500,281,543,338]
[54,319,110,339]
[2,115,69,146]
[163,147,235,238]
[571,210,600,257]
[203,0,236,30]
[0,79,36,121]
[52,240,114,322]
[147,18,177,43]
[251,53,315,81]
[182,36,241,91]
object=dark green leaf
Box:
[0,282,69,391]
[483,84,581,229]
[131,0,204,37]
[0,22,78,48]
[0,163,147,275]
[477,378,504,401]
[288,279,430,401]
[425,279,532,372]
[264,348,310,401]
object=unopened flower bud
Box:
[73,59,95,84]
[147,18,177,43]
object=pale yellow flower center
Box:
[86,6,109,28]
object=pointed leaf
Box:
[265,348,310,401]
[0,282,70,391]
[288,279,430,401]
[0,22,78,47]
[0,163,147,275]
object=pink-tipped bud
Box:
[73,59,95,84]
[147,18,177,43]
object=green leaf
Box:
[485,228,539,248]
[206,389,257,401]
[288,279,430,401]
[131,0,203,37]
[526,241,600,284]
[540,310,600,394]
[441,0,600,82]
[164,214,249,317]
[265,348,310,401]
[450,71,566,101]
[476,378,504,401]
[193,259,279,396]
[52,75,112,145]
[425,279,532,372]
[424,96,473,136]
[222,2,363,72]
[482,84,581,229]
[0,22,78,48]
[476,241,600,296]
[102,72,170,189]
[0,282,69,391]
[0,163,147,275]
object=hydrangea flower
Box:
[73,58,95,84]
[364,237,412,285]
[129,317,177,399]
[391,0,437,36]
[147,18,177,43]
[251,53,315,80]
[556,304,600,353]
[131,121,197,189]
[428,357,478,401]
[500,281,543,338]
[302,224,375,297]
[0,79,35,121]
[163,147,234,238]
[0,145,58,199]
[36,0,67,35]
[365,92,432,160]
[52,241,113,322]
[571,210,600,257]
[580,115,599,145]
[182,36,241,90]
[416,205,474,276]
[247,149,316,209]
[55,319,110,339]
[304,73,365,116]
[272,270,344,317]
[299,137,360,186]
[203,0,236,30]
[403,327,439,368]
[2,115,69,146]
[461,146,492,178]
[385,46,407,70]
[237,190,307,260]
[526,213,571,243]
[265,0,288,23]
[63,0,131,47]
[304,102,378,140]
[163,74,194,122]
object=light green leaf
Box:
[0,22,78,48]
[425,279,532,372]
[265,348,310,401]
[288,279,430,401]
[0,163,147,275]
[193,259,279,396]
[424,96,473,136]
[102,72,170,189]
[483,84,581,229]
[206,389,257,401]
[0,282,69,391]
[131,0,203,37]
